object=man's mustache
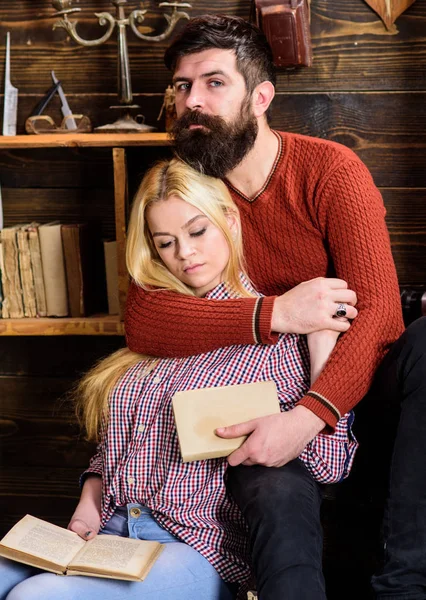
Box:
[173,110,227,132]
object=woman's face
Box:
[146,195,233,297]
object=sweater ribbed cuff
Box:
[299,393,339,431]
[257,296,279,345]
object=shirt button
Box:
[130,507,141,518]
[138,424,145,433]
[127,477,135,485]
[153,375,161,384]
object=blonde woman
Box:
[0,159,357,600]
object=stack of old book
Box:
[0,222,116,319]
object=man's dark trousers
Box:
[227,317,426,600]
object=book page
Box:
[70,534,163,579]
[0,515,85,569]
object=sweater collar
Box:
[225,130,284,203]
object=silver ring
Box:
[335,303,347,318]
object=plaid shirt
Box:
[83,276,357,591]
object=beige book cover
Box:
[28,224,47,317]
[0,514,163,582]
[0,225,25,318]
[103,240,119,315]
[38,222,68,317]
[16,226,37,318]
[172,380,281,462]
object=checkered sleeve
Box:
[263,333,310,408]
[264,334,358,483]
[300,412,358,483]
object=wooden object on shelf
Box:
[113,148,128,321]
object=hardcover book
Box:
[0,515,163,582]
[172,380,281,462]
[61,223,97,318]
[16,226,37,318]
[38,222,68,317]
[0,225,25,318]
[27,223,47,317]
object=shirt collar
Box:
[204,273,260,300]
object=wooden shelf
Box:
[0,314,124,336]
[0,134,165,335]
[0,132,171,149]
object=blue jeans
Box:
[0,504,237,600]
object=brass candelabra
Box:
[50,0,191,132]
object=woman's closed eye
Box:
[190,227,206,238]
[158,240,173,249]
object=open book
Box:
[0,515,163,581]
[172,380,280,462]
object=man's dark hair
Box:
[164,14,276,96]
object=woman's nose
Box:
[177,240,196,259]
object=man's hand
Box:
[272,277,358,334]
[216,406,325,467]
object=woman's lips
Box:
[184,264,204,273]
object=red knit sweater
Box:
[125,131,404,429]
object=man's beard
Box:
[172,106,258,179]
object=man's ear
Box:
[251,81,275,118]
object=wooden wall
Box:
[1,1,425,598]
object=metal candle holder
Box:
[50,0,191,132]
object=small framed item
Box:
[254,0,313,68]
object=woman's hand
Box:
[68,505,101,541]
[307,318,348,384]
[68,475,102,540]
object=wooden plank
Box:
[0,146,114,188]
[0,132,170,149]
[0,315,124,336]
[271,92,426,188]
[0,336,125,376]
[0,1,424,94]
[113,148,129,318]
[383,188,426,286]
[2,188,115,238]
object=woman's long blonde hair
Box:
[76,159,253,442]
[126,158,252,298]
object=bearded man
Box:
[125,15,426,600]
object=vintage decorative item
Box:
[49,0,191,133]
[25,114,92,135]
[254,0,313,68]
[2,32,18,136]
[363,0,416,31]
[25,71,92,134]
[157,85,177,133]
